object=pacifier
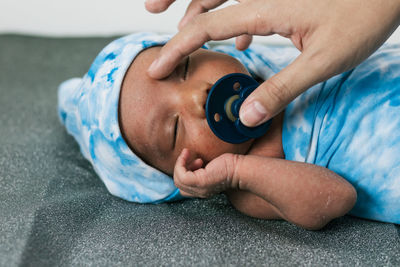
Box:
[205,73,272,144]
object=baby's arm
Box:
[174,151,357,230]
[229,155,357,230]
[225,189,283,220]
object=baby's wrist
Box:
[221,153,248,191]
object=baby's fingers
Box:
[179,189,197,198]
[175,148,202,171]
[188,158,203,171]
[174,149,197,185]
[175,148,190,171]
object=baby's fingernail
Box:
[148,58,160,75]
[240,100,268,126]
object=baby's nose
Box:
[189,90,207,118]
[184,83,211,118]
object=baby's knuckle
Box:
[195,177,206,188]
[173,180,181,188]
[202,191,213,198]
[196,189,207,198]
[201,189,209,197]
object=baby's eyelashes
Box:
[172,115,179,149]
[183,56,190,81]
[178,56,190,82]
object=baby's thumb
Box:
[239,54,321,126]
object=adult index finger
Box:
[147,3,254,79]
[145,0,176,13]
[239,50,331,126]
[178,0,228,30]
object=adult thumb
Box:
[239,54,322,127]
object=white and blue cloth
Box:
[214,43,400,224]
[59,32,400,224]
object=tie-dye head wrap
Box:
[58,32,185,203]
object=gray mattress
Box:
[0,34,399,267]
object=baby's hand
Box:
[173,148,240,198]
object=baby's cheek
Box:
[196,135,252,162]
[185,120,248,163]
[195,136,234,162]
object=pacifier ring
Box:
[205,73,272,144]
[224,95,239,122]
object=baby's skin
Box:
[119,46,357,230]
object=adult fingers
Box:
[148,3,269,79]
[145,0,176,13]
[178,1,252,51]
[239,51,327,126]
[178,0,228,30]
[235,34,253,51]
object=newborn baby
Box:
[58,32,400,230]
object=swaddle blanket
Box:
[214,43,400,224]
[58,33,183,203]
[59,31,400,222]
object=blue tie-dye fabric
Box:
[214,43,400,224]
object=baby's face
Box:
[119,46,254,175]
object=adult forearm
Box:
[232,155,356,229]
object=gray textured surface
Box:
[0,34,399,267]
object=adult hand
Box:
[145,0,253,50]
[173,148,240,198]
[146,0,400,126]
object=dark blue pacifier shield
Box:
[205,73,272,144]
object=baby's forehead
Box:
[131,46,162,68]
[120,46,162,92]
[121,47,161,98]
[119,46,166,157]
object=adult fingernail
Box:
[148,58,160,75]
[240,101,268,126]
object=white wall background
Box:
[1,0,399,45]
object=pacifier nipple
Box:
[205,73,272,144]
[224,95,240,122]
